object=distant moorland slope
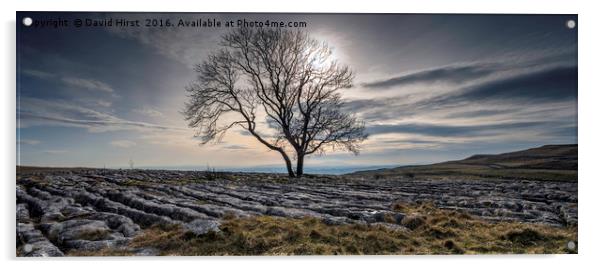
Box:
[349,144,577,182]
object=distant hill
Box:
[348,144,577,182]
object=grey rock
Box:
[47,219,112,245]
[394,213,405,225]
[17,223,64,257]
[63,237,130,252]
[322,216,348,225]
[266,206,319,218]
[133,247,160,256]
[17,203,30,222]
[184,219,220,235]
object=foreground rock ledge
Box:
[16,169,577,256]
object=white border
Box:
[2,1,600,268]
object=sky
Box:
[16,13,578,170]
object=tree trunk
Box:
[247,128,295,177]
[279,151,295,177]
[296,153,304,177]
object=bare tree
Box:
[184,28,367,177]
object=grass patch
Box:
[121,179,153,187]
[77,229,112,241]
[363,164,577,182]
[69,202,577,256]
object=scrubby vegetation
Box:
[69,202,577,256]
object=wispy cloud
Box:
[341,57,577,153]
[61,77,115,93]
[96,100,112,107]
[434,65,577,104]
[221,144,249,150]
[22,69,55,79]
[106,13,225,66]
[20,68,116,95]
[43,150,68,154]
[366,121,566,137]
[133,107,164,118]
[361,63,501,89]
[18,139,41,145]
[18,97,184,133]
[110,140,137,148]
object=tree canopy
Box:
[184,28,367,177]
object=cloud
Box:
[330,61,577,154]
[110,140,137,148]
[540,126,578,138]
[133,107,164,118]
[97,100,112,107]
[18,139,41,145]
[22,69,55,79]
[20,67,116,95]
[345,63,577,121]
[439,65,577,103]
[366,121,559,137]
[105,13,225,66]
[18,97,184,133]
[362,63,500,89]
[61,77,115,93]
[328,56,578,155]
[444,108,517,119]
[140,130,196,146]
[21,113,179,132]
[221,144,249,150]
[43,150,68,154]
